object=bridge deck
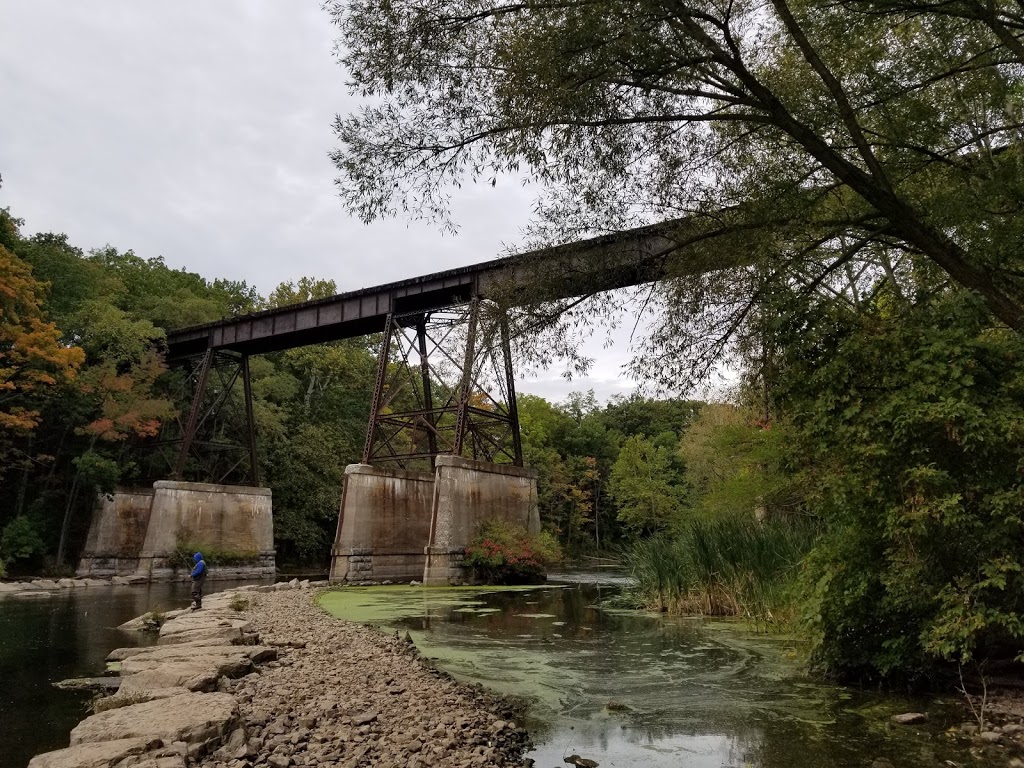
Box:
[165,216,722,359]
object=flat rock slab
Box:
[54,677,122,692]
[116,663,220,695]
[28,737,158,768]
[120,650,253,678]
[94,687,189,713]
[156,627,245,646]
[122,644,275,666]
[159,615,250,638]
[70,692,238,747]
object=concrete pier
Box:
[76,488,155,577]
[77,481,275,581]
[329,464,435,583]
[328,458,540,586]
[423,457,539,586]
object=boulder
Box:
[56,578,78,588]
[70,692,239,748]
[30,579,60,590]
[110,576,131,586]
[891,712,928,725]
[0,582,25,593]
[28,737,158,768]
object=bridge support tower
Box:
[78,350,274,581]
[330,301,538,585]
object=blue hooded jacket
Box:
[190,552,206,580]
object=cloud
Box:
[0,1,637,397]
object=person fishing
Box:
[190,552,207,610]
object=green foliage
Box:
[0,516,46,567]
[229,596,251,612]
[679,404,805,522]
[777,289,1024,683]
[624,518,819,623]
[463,519,562,585]
[519,391,697,553]
[609,435,685,534]
[72,452,122,496]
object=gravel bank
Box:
[30,586,532,768]
[202,589,532,768]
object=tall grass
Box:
[624,517,819,625]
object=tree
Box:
[679,402,804,521]
[773,282,1024,683]
[0,241,84,455]
[264,277,338,309]
[610,435,685,533]
[327,0,1024,387]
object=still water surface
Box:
[320,573,973,768]
[0,581,223,768]
[1,574,974,768]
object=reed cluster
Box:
[624,517,818,625]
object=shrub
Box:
[229,596,250,612]
[0,516,46,569]
[464,519,561,585]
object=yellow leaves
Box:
[76,349,174,442]
[0,244,85,438]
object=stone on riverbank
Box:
[116,663,221,695]
[27,737,162,768]
[70,692,238,748]
[33,586,529,768]
[891,712,928,725]
[93,687,189,714]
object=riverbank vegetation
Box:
[624,519,817,624]
[463,520,562,585]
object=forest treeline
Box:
[4,193,1024,687]
[0,202,713,573]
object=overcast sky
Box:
[0,1,639,403]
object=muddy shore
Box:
[29,585,531,768]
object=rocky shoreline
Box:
[29,584,532,768]
[0,571,275,595]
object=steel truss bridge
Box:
[158,216,741,484]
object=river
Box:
[2,573,974,768]
[319,572,975,768]
[0,581,232,768]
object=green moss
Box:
[172,542,260,568]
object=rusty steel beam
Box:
[164,214,737,360]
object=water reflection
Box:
[0,581,246,768]
[320,575,971,768]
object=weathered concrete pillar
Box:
[76,488,155,577]
[423,456,540,586]
[134,481,274,581]
[329,464,435,583]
